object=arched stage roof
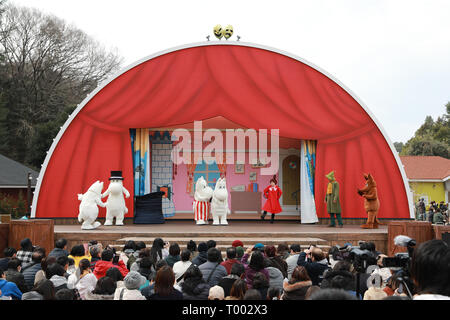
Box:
[31,42,414,220]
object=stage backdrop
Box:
[31,42,413,220]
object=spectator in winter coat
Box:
[5,258,28,294]
[266,266,284,292]
[67,259,98,300]
[84,276,116,300]
[199,248,228,287]
[282,266,312,300]
[46,264,81,301]
[68,244,90,268]
[264,245,288,279]
[114,271,146,300]
[297,247,329,286]
[286,244,301,280]
[48,239,69,259]
[220,247,241,275]
[93,249,129,279]
[252,272,269,299]
[277,242,290,260]
[411,239,450,300]
[89,245,102,271]
[141,259,168,299]
[0,268,22,300]
[225,279,247,300]
[180,265,211,300]
[16,238,34,265]
[241,248,270,289]
[21,249,45,290]
[173,250,192,284]
[187,240,198,259]
[165,243,181,268]
[33,256,57,287]
[148,266,183,300]
[192,242,208,266]
[149,238,169,267]
[137,256,154,281]
[0,247,17,272]
[218,263,245,297]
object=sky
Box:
[10,0,450,143]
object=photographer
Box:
[410,239,450,300]
[297,246,330,286]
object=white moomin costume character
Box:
[193,176,213,225]
[77,180,105,230]
[102,171,130,226]
[211,177,230,225]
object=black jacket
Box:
[6,269,28,293]
[192,251,208,266]
[296,252,330,286]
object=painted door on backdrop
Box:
[282,155,300,205]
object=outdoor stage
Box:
[54,220,389,255]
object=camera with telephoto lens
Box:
[381,235,416,297]
[329,242,377,272]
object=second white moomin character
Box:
[102,171,130,226]
[211,177,230,225]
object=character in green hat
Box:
[325,171,343,227]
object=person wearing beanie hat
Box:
[363,286,388,300]
[208,285,225,300]
[232,240,244,248]
[192,242,208,266]
[261,175,282,224]
[114,271,146,300]
[253,243,264,251]
[235,247,244,259]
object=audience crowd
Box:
[0,235,449,301]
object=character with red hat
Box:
[261,175,282,224]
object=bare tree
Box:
[0,4,123,166]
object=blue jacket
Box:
[48,248,69,258]
[0,279,22,300]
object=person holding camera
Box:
[296,246,330,286]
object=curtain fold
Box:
[131,128,151,196]
[300,140,318,223]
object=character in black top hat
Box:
[102,171,130,226]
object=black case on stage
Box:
[133,191,165,224]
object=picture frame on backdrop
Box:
[235,163,245,174]
[249,172,257,181]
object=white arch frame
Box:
[31,41,414,219]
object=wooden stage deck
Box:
[55,220,389,254]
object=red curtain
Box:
[34,44,410,219]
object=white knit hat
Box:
[209,285,225,300]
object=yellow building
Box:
[400,156,450,206]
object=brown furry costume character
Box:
[357,173,381,229]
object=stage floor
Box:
[55,220,389,254]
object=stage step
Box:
[110,236,330,253]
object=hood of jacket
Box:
[50,275,68,288]
[321,269,355,291]
[84,291,115,300]
[283,280,312,293]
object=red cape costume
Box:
[262,185,282,214]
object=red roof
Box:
[400,156,450,180]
